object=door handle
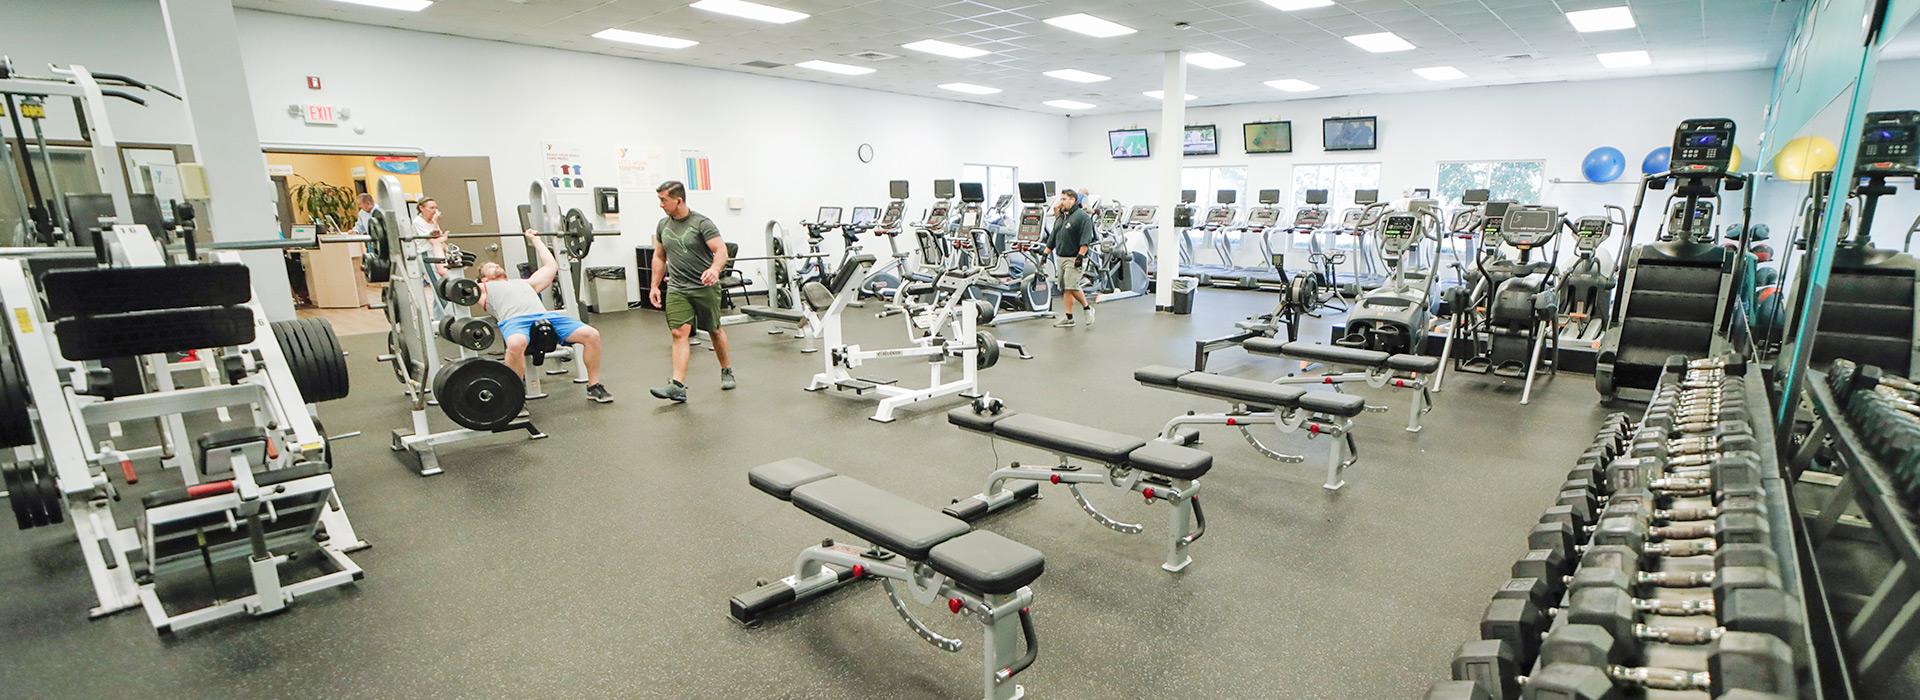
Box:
[489,244,500,252]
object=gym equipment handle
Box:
[995,607,1039,682]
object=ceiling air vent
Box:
[1494,53,1538,62]
[741,60,784,69]
[846,51,899,61]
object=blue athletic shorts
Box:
[498,311,585,344]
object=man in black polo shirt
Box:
[1046,188,1097,327]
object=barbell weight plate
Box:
[432,357,525,432]
[437,277,481,306]
[366,215,390,260]
[32,460,60,526]
[976,331,1001,370]
[363,252,392,284]
[437,316,459,343]
[21,460,49,528]
[561,208,594,259]
[381,284,400,325]
[386,331,408,385]
[0,347,31,448]
[309,318,350,402]
[269,320,307,400]
[286,319,329,404]
[455,318,498,352]
[772,287,794,311]
[4,461,34,529]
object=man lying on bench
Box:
[732,458,1042,700]
[945,406,1212,572]
[1134,365,1366,491]
[1243,337,1438,433]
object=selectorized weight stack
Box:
[367,176,600,475]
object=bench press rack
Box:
[946,407,1213,572]
[732,458,1043,700]
[1245,338,1440,433]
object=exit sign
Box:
[304,104,336,125]
[306,75,322,90]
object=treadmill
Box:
[1332,188,1388,293]
[1182,189,1240,283]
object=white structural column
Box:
[1153,50,1187,309]
[160,0,296,321]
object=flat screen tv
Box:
[1109,128,1150,159]
[1324,116,1378,151]
[1244,121,1292,154]
[1183,124,1219,156]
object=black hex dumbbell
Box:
[1533,624,1795,697]
[1564,586,1804,663]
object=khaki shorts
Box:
[665,286,721,332]
[1057,257,1083,292]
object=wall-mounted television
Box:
[1109,128,1150,159]
[1244,121,1292,154]
[1183,124,1219,156]
[1324,116,1378,151]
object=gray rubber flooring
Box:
[0,288,1620,698]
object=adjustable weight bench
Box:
[732,458,1042,700]
[1134,365,1367,491]
[1244,337,1439,433]
[944,408,1212,572]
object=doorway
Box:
[265,149,428,335]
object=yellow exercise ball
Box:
[1771,136,1839,181]
[1729,145,1743,172]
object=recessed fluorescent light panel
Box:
[1263,0,1335,9]
[1045,13,1137,38]
[1566,6,1636,32]
[690,0,808,24]
[1045,99,1095,110]
[1413,66,1465,81]
[1264,79,1320,92]
[939,82,1001,95]
[901,39,988,59]
[1344,32,1414,53]
[1186,52,1245,70]
[591,29,698,49]
[1044,69,1111,83]
[1143,90,1197,101]
[795,60,875,75]
[330,0,432,10]
[1596,50,1651,68]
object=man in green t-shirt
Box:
[648,180,735,403]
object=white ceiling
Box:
[234,0,1809,114]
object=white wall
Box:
[1065,70,1789,256]
[230,11,1070,299]
[0,0,192,147]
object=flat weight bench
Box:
[944,408,1212,572]
[1244,337,1439,433]
[1134,365,1367,491]
[733,458,1042,700]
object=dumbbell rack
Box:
[1429,356,1843,699]
[1792,362,1920,691]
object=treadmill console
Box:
[1304,189,1329,206]
[816,206,843,226]
[1293,207,1328,230]
[1501,205,1559,249]
[1128,205,1157,224]
[1339,209,1364,229]
[1246,206,1282,228]
[1016,205,1046,242]
[1353,189,1380,206]
[1379,214,1418,255]
[1204,205,1238,227]
[1670,118,1737,176]
[1858,110,1920,177]
[1668,200,1715,241]
[1572,216,1611,252]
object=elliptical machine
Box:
[1082,201,1150,302]
[1595,117,1755,402]
[1556,208,1626,343]
[1435,204,1569,404]
[964,182,1054,325]
[1336,201,1445,355]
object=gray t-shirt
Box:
[484,279,547,322]
[655,211,721,290]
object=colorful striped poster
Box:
[682,150,712,190]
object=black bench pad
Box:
[1175,372,1306,407]
[1127,441,1212,480]
[791,476,970,560]
[992,414,1145,465]
[740,305,806,324]
[1298,392,1367,417]
[947,407,1013,433]
[1133,365,1189,388]
[750,458,836,500]
[142,461,332,510]
[928,530,1045,595]
[1386,355,1441,373]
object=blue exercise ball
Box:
[1643,147,1672,175]
[1582,146,1626,183]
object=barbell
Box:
[390,207,597,258]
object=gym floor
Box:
[0,289,1617,698]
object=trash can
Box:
[586,266,629,313]
[1170,276,1197,315]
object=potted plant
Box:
[290,176,357,233]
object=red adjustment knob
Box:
[1226,417,1238,426]
[1049,474,1061,484]
[851,564,865,579]
[949,598,963,614]
[1394,380,1407,388]
[1323,377,1333,384]
[120,459,138,485]
[1142,487,1157,501]
[1309,424,1322,435]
